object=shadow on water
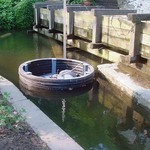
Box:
[0,32,149,150]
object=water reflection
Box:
[97,77,150,150]
[19,79,93,100]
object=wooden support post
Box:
[92,15,102,43]
[34,8,40,27]
[48,10,54,30]
[129,22,141,63]
[67,11,74,35]
[127,14,150,63]
[91,9,137,44]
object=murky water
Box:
[0,32,149,150]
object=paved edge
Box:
[0,76,83,150]
[97,63,150,111]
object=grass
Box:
[0,92,25,130]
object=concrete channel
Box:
[97,63,150,114]
[0,75,83,150]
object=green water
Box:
[0,32,149,150]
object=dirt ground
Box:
[0,124,51,150]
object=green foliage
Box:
[0,0,14,30]
[0,92,25,130]
[67,0,96,5]
[0,0,44,30]
[67,0,84,4]
[14,0,37,30]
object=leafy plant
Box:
[0,0,14,30]
[14,0,40,30]
[67,0,96,5]
[67,0,84,4]
[0,92,25,130]
[0,0,44,30]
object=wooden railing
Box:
[32,2,150,65]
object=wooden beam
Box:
[128,13,150,23]
[47,4,82,11]
[66,6,104,12]
[33,2,62,8]
[34,8,40,27]
[48,10,55,30]
[129,22,141,62]
[92,9,137,16]
[67,11,74,35]
[47,4,63,10]
[92,15,102,43]
[47,5,104,12]
[90,43,103,49]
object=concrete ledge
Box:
[0,76,83,150]
[97,63,150,111]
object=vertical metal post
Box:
[63,0,67,58]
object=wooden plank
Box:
[141,33,150,46]
[90,43,103,49]
[66,6,104,12]
[55,22,63,32]
[47,4,82,11]
[47,4,63,10]
[128,14,150,23]
[74,12,93,28]
[55,10,63,24]
[74,27,92,40]
[141,44,150,59]
[102,26,131,40]
[102,34,130,52]
[47,5,105,12]
[102,16,133,30]
[33,2,62,8]
[92,9,137,16]
[141,22,150,35]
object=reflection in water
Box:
[0,32,149,150]
[98,78,150,150]
[62,99,66,122]
[19,79,93,100]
